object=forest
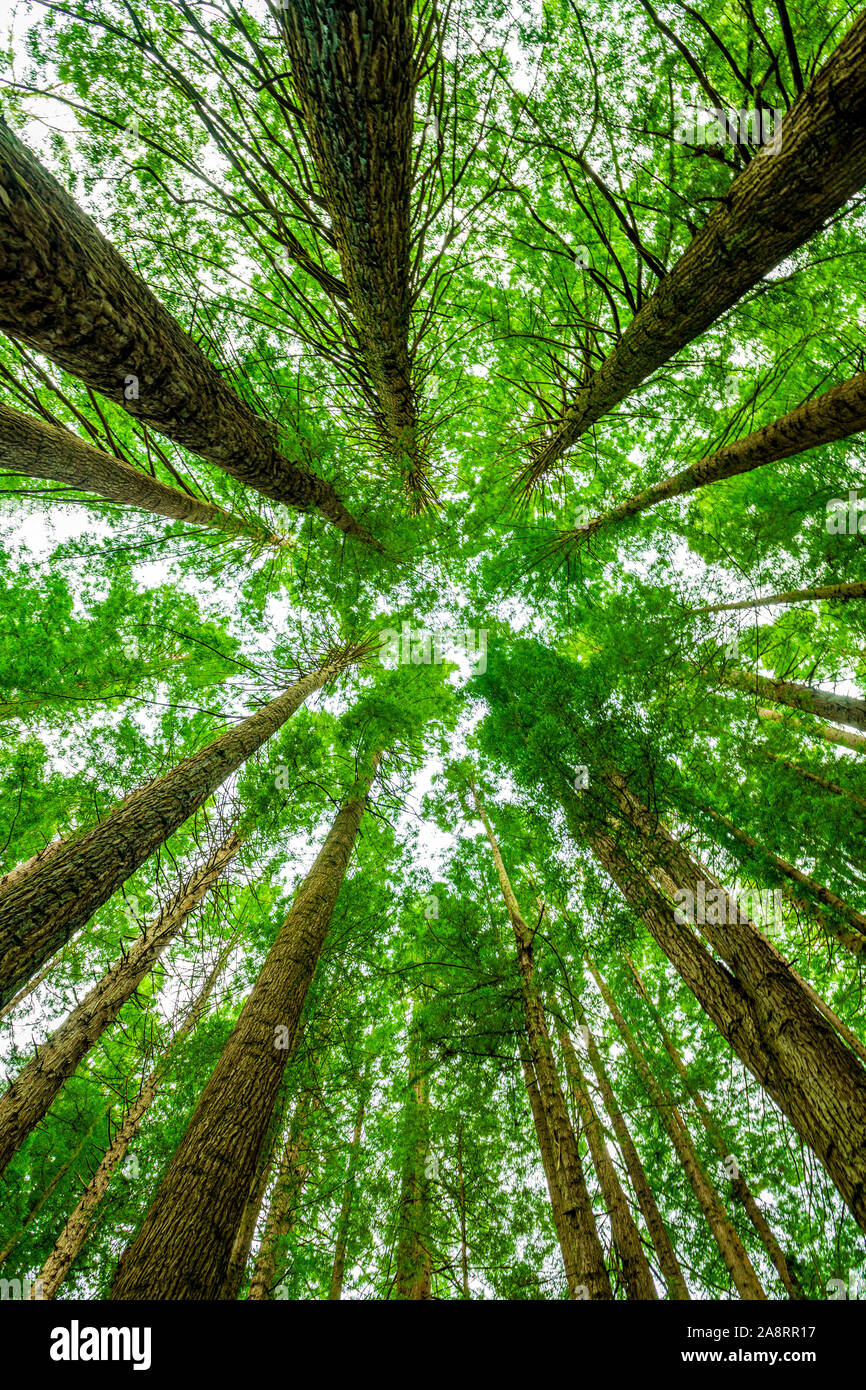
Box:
[0,0,865,1313]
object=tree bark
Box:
[0,118,378,546]
[394,1028,433,1300]
[109,755,379,1299]
[0,829,242,1177]
[763,752,866,816]
[247,1089,319,1301]
[700,579,866,614]
[328,1073,369,1301]
[0,645,362,1009]
[756,705,866,754]
[523,12,866,484]
[721,667,866,733]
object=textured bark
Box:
[393,1035,433,1301]
[757,705,866,754]
[570,372,866,543]
[328,1077,369,1300]
[587,959,767,1300]
[520,1047,588,1294]
[221,1144,277,1302]
[721,667,866,733]
[584,772,866,1230]
[559,1026,658,1299]
[524,12,866,483]
[700,802,866,954]
[574,999,689,1300]
[471,782,612,1298]
[32,935,233,1299]
[0,402,284,543]
[0,648,360,1009]
[247,1089,319,1301]
[701,579,866,614]
[110,757,378,1299]
[0,832,242,1178]
[282,1,432,506]
[626,957,803,1300]
[0,119,378,546]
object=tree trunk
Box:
[0,402,284,544]
[281,1,431,507]
[32,932,235,1299]
[0,645,363,1009]
[109,755,379,1299]
[0,831,243,1177]
[763,752,866,816]
[587,958,767,1300]
[756,705,866,754]
[247,1089,319,1301]
[721,667,866,733]
[519,1046,589,1296]
[328,1074,369,1301]
[700,579,866,614]
[559,1026,658,1299]
[626,956,804,1300]
[394,1030,433,1300]
[0,118,378,546]
[523,11,866,484]
[470,781,612,1299]
[572,997,690,1299]
[572,372,866,541]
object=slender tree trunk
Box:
[457,1123,470,1300]
[0,831,243,1177]
[587,958,766,1300]
[700,579,866,614]
[572,998,690,1299]
[558,1026,657,1299]
[572,372,866,541]
[756,705,866,754]
[720,667,866,733]
[519,1046,589,1296]
[110,755,379,1299]
[470,781,612,1299]
[394,1031,433,1300]
[0,645,363,1009]
[32,933,235,1299]
[763,752,866,815]
[247,1089,319,1301]
[328,1076,369,1301]
[0,402,285,544]
[0,119,378,546]
[281,1,431,507]
[523,11,866,484]
[626,956,803,1300]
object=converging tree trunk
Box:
[393,1029,433,1301]
[247,1088,320,1301]
[328,1068,370,1301]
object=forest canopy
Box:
[1,0,866,1309]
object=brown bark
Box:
[721,667,866,733]
[109,756,379,1299]
[559,1026,658,1299]
[626,956,803,1300]
[756,705,866,754]
[0,831,243,1177]
[567,373,866,543]
[587,958,767,1300]
[700,579,866,614]
[573,999,690,1299]
[32,933,234,1299]
[0,402,285,544]
[281,1,432,508]
[0,644,364,1009]
[328,1076,369,1301]
[0,118,379,546]
[520,1047,588,1295]
[247,1089,319,1301]
[470,781,612,1298]
[523,12,866,484]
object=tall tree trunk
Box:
[328,1072,370,1301]
[394,1030,433,1300]
[587,958,767,1300]
[457,1122,470,1300]
[763,752,866,815]
[519,1046,589,1296]
[626,956,803,1300]
[570,372,866,542]
[756,705,866,754]
[0,118,378,546]
[721,667,866,733]
[109,754,380,1299]
[571,996,690,1300]
[0,402,285,544]
[523,11,866,484]
[247,1088,319,1301]
[470,781,612,1299]
[31,932,235,1299]
[701,579,866,614]
[558,1026,658,1299]
[0,830,243,1177]
[281,1,431,507]
[581,770,866,1230]
[0,644,364,1009]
